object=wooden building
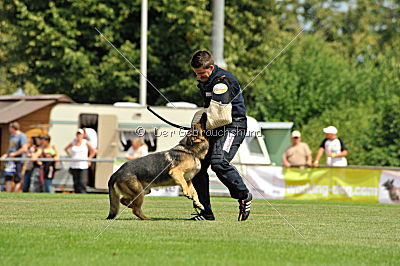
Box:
[0,95,74,156]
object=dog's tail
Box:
[106,176,120,220]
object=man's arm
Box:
[12,134,29,157]
[313,147,325,167]
[281,150,291,168]
[206,79,233,129]
[306,154,313,166]
[328,149,348,158]
[328,138,348,158]
[9,144,28,157]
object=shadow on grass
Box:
[149,217,188,221]
[96,217,188,221]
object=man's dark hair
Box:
[190,50,214,69]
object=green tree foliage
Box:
[147,0,210,105]
[1,0,211,103]
[1,0,399,166]
[246,35,358,126]
[301,45,400,166]
[0,1,38,94]
[2,0,143,102]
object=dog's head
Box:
[383,179,394,190]
[181,113,209,159]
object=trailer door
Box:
[95,114,118,189]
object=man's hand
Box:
[1,153,7,159]
[283,162,291,168]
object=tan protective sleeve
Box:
[191,108,207,125]
[206,100,232,130]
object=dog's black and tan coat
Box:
[107,122,209,220]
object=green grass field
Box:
[1,193,399,265]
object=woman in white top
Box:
[64,129,96,193]
[125,138,148,160]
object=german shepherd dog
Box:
[383,179,400,202]
[107,120,208,220]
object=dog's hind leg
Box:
[114,178,141,210]
[107,182,120,220]
[131,192,151,220]
[121,179,151,220]
[120,198,134,208]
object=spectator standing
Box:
[125,138,148,160]
[313,126,348,167]
[64,129,96,193]
[22,136,41,192]
[1,122,28,192]
[282,130,312,168]
[32,135,59,193]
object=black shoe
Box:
[238,193,252,221]
[189,211,215,221]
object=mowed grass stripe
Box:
[0,193,399,265]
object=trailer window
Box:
[246,136,263,155]
[79,113,98,130]
[119,129,157,152]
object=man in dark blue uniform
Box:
[190,50,252,221]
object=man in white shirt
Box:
[83,128,98,149]
[313,126,348,167]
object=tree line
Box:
[1,0,399,166]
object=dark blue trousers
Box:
[192,125,249,215]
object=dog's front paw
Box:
[184,194,193,200]
[194,201,204,210]
[183,191,193,199]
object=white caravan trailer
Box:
[48,103,270,193]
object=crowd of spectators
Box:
[1,122,149,193]
[0,122,63,193]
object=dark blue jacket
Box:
[197,65,247,127]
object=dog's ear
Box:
[200,112,207,130]
[391,179,394,184]
[184,130,193,146]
